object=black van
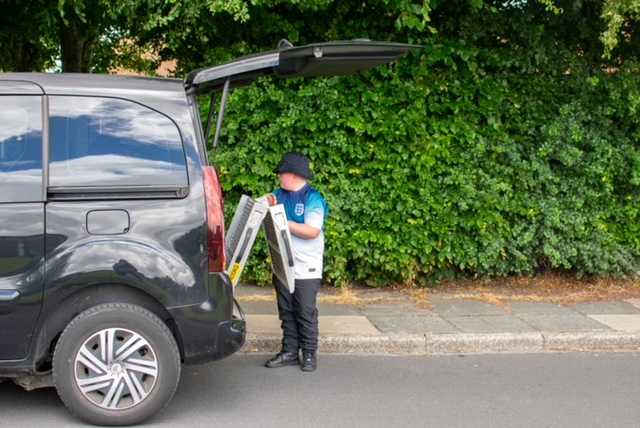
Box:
[0,40,418,426]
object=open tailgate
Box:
[185,39,421,95]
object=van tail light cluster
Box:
[202,166,226,272]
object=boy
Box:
[263,152,328,372]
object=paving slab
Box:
[516,314,611,332]
[367,315,458,334]
[504,301,575,315]
[571,301,640,315]
[445,315,537,334]
[245,314,380,335]
[246,315,281,334]
[319,315,381,335]
[430,299,508,316]
[360,301,434,316]
[588,314,640,331]
[238,300,279,315]
[317,303,362,316]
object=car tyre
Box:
[52,303,181,426]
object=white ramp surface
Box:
[225,195,269,287]
[263,204,296,293]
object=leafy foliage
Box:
[0,0,58,71]
[210,1,640,286]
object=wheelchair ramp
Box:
[263,204,296,293]
[225,195,269,287]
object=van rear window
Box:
[49,96,188,187]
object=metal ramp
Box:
[262,204,296,293]
[225,195,269,287]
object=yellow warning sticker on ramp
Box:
[230,263,242,284]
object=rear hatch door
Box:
[184,39,421,95]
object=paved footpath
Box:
[235,283,640,355]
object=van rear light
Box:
[203,166,226,272]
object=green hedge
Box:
[209,1,640,286]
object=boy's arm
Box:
[288,221,321,239]
[290,201,324,239]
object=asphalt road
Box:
[2,352,639,427]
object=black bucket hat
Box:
[274,152,314,180]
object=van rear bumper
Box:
[167,272,246,365]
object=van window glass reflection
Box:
[49,96,188,187]
[0,96,43,203]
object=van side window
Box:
[49,96,188,187]
[0,96,43,203]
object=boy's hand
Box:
[266,193,277,206]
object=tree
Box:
[1,1,639,73]
[538,0,640,59]
[0,0,257,73]
[601,0,640,57]
[0,0,58,71]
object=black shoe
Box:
[265,351,299,368]
[301,350,317,372]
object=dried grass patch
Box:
[235,294,275,302]
[236,272,640,309]
[430,272,640,306]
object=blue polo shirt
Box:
[273,184,328,279]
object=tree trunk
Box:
[6,37,44,71]
[59,16,94,73]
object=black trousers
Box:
[274,276,321,353]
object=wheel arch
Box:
[32,284,185,370]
